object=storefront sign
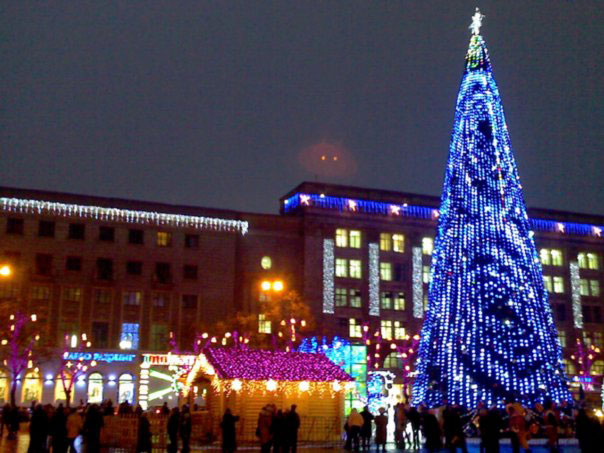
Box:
[64,352,136,363]
[141,353,196,367]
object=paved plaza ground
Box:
[0,433,581,453]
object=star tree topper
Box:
[469,8,485,35]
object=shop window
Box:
[38,220,55,238]
[422,237,433,255]
[258,314,271,334]
[379,233,391,252]
[68,223,85,240]
[349,319,362,338]
[394,292,405,311]
[335,259,348,278]
[54,373,75,404]
[5,218,24,235]
[184,234,199,249]
[380,292,393,310]
[0,371,7,404]
[128,229,144,245]
[92,322,109,349]
[88,372,104,404]
[381,320,393,340]
[349,289,362,308]
[119,323,139,350]
[261,256,272,270]
[157,231,172,247]
[35,254,52,276]
[349,260,362,279]
[22,371,41,403]
[552,277,564,294]
[99,226,115,242]
[380,263,392,281]
[335,288,347,307]
[150,324,168,351]
[123,291,142,306]
[383,352,402,369]
[66,256,82,272]
[118,374,135,404]
[126,261,143,276]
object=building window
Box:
[92,321,109,348]
[5,218,24,235]
[422,237,434,255]
[35,253,53,276]
[394,321,406,340]
[583,306,593,323]
[592,360,604,376]
[38,220,55,238]
[553,276,565,293]
[580,279,600,297]
[68,223,85,240]
[87,372,104,403]
[128,229,144,245]
[562,359,576,376]
[94,289,112,304]
[65,256,82,272]
[154,262,172,283]
[590,280,600,297]
[260,256,272,270]
[349,289,362,308]
[122,291,142,306]
[63,287,83,302]
[258,314,271,334]
[184,234,199,249]
[540,249,563,266]
[118,374,135,404]
[423,265,431,284]
[380,233,391,252]
[381,292,393,310]
[182,294,197,310]
[335,259,348,278]
[119,323,139,350]
[555,304,566,322]
[349,260,362,279]
[157,231,172,247]
[392,234,405,253]
[349,230,361,249]
[126,261,143,276]
[349,319,362,338]
[558,331,566,348]
[380,262,392,281]
[96,258,113,281]
[543,276,553,293]
[0,283,19,299]
[21,371,41,403]
[99,226,115,242]
[383,352,402,369]
[150,324,168,351]
[183,265,198,280]
[31,286,51,301]
[152,292,169,308]
[381,320,393,340]
[335,229,348,248]
[578,252,600,270]
[335,288,347,307]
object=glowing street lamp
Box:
[0,264,12,277]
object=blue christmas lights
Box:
[412,33,571,408]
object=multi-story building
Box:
[0,182,602,406]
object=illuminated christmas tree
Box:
[412,10,571,408]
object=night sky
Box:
[2,1,602,215]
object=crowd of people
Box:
[344,400,604,453]
[254,404,301,453]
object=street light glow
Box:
[0,265,11,277]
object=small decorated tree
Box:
[57,333,96,407]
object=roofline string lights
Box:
[0,197,249,235]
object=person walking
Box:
[393,403,408,450]
[360,406,374,449]
[136,412,153,453]
[180,405,192,453]
[82,404,104,453]
[66,408,83,453]
[407,405,421,450]
[50,404,68,453]
[420,407,442,453]
[28,404,49,453]
[257,405,274,453]
[374,408,388,453]
[167,407,180,453]
[543,402,559,453]
[0,403,10,437]
[271,409,287,453]
[346,408,363,452]
[443,405,468,453]
[220,408,240,453]
[285,405,301,453]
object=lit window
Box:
[335,259,348,278]
[595,332,603,348]
[423,265,431,284]
[118,374,135,404]
[579,252,600,270]
[383,352,402,369]
[258,314,271,334]
[156,231,172,247]
[381,292,393,310]
[590,280,600,297]
[540,249,551,266]
[87,372,104,404]
[22,371,41,403]
[349,319,362,338]
[349,260,362,279]
[349,230,361,249]
[335,288,347,307]
[119,323,139,350]
[551,250,563,266]
[261,256,272,270]
[394,292,405,311]
[553,276,564,294]
[123,291,142,306]
[54,373,74,404]
[541,249,562,266]
[150,324,168,350]
[349,289,362,308]
[63,287,83,302]
[562,359,576,376]
[394,321,406,340]
[392,234,405,253]
[335,229,348,248]
[558,331,566,348]
[380,262,392,281]
[580,279,590,296]
[380,233,391,252]
[422,237,433,255]
[543,276,553,293]
[381,320,393,340]
[592,360,604,376]
[423,294,428,312]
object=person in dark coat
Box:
[220,408,240,453]
[478,406,503,453]
[360,406,374,449]
[161,402,170,416]
[407,405,421,450]
[443,405,468,453]
[0,403,10,437]
[8,404,20,440]
[136,413,153,453]
[180,405,192,453]
[50,404,68,453]
[374,408,388,452]
[285,405,301,453]
[257,405,274,453]
[271,410,286,453]
[167,407,180,453]
[28,404,49,453]
[420,407,442,453]
[82,404,104,453]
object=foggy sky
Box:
[1,1,602,216]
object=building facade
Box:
[0,182,603,406]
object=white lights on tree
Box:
[322,239,335,314]
[266,379,277,391]
[570,261,583,329]
[0,197,249,235]
[368,243,380,317]
[412,247,424,319]
[231,379,242,391]
[469,8,484,35]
